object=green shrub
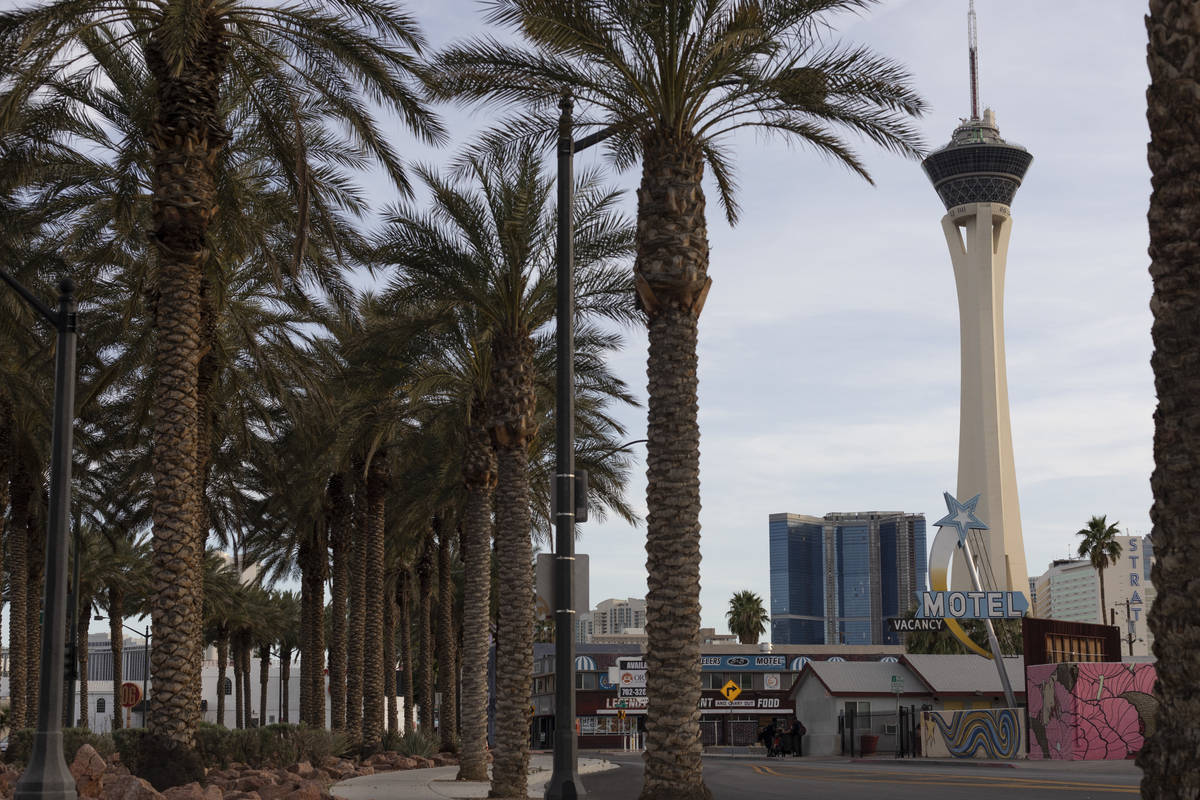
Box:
[192,723,349,770]
[391,729,437,758]
[111,728,149,776]
[4,728,114,766]
[137,735,205,791]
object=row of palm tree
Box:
[0,0,953,797]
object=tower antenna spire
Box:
[968,0,980,119]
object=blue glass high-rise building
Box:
[769,511,927,645]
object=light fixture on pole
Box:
[1,271,79,800]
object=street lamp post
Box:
[545,94,619,800]
[1,271,79,800]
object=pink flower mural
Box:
[1026,662,1158,760]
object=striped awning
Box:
[574,655,598,671]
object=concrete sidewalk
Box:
[331,754,617,800]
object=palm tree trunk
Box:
[143,14,229,747]
[635,138,712,800]
[491,444,535,799]
[78,594,91,728]
[383,570,397,736]
[215,637,227,727]
[456,419,496,781]
[328,474,349,733]
[361,452,389,751]
[243,640,253,727]
[298,537,314,727]
[0,398,9,726]
[7,462,31,730]
[1140,6,1200,797]
[259,646,269,727]
[109,588,124,730]
[346,483,366,736]
[233,635,244,729]
[27,501,44,723]
[1098,565,1107,624]
[298,524,327,728]
[399,570,414,734]
[437,521,458,751]
[279,649,291,723]
[417,530,435,735]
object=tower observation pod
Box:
[921,4,1032,599]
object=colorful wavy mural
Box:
[921,709,1025,760]
[1026,662,1157,760]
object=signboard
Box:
[120,682,142,708]
[914,590,1028,619]
[890,675,904,695]
[720,680,742,702]
[888,617,945,633]
[700,654,787,672]
[763,674,781,691]
[618,686,647,699]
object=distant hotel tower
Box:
[769,512,927,645]
[922,1,1032,596]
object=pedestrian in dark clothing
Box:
[791,718,806,756]
[759,721,778,756]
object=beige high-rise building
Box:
[923,96,1033,593]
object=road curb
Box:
[851,758,1017,769]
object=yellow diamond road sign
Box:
[720,680,741,701]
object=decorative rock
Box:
[280,784,322,800]
[0,770,20,800]
[162,782,208,800]
[222,792,262,800]
[284,763,315,780]
[72,744,109,798]
[100,775,166,800]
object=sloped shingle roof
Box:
[797,661,925,696]
[902,654,1025,695]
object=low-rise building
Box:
[789,654,1026,756]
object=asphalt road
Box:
[579,754,1143,800]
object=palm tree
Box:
[431,5,925,795]
[273,591,301,724]
[375,144,635,795]
[0,0,442,749]
[1075,516,1122,624]
[725,591,768,645]
[1140,7,1200,793]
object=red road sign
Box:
[120,682,142,708]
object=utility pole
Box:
[1124,599,1135,656]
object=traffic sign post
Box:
[120,682,141,729]
[120,682,142,708]
[720,680,742,702]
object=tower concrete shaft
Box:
[941,202,1029,596]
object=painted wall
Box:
[1026,662,1157,760]
[920,708,1026,760]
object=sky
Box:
[41,0,1152,638]
[390,0,1155,634]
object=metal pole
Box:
[1126,599,1134,656]
[66,519,82,728]
[956,534,1017,708]
[546,92,584,800]
[143,627,149,728]
[15,278,79,800]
